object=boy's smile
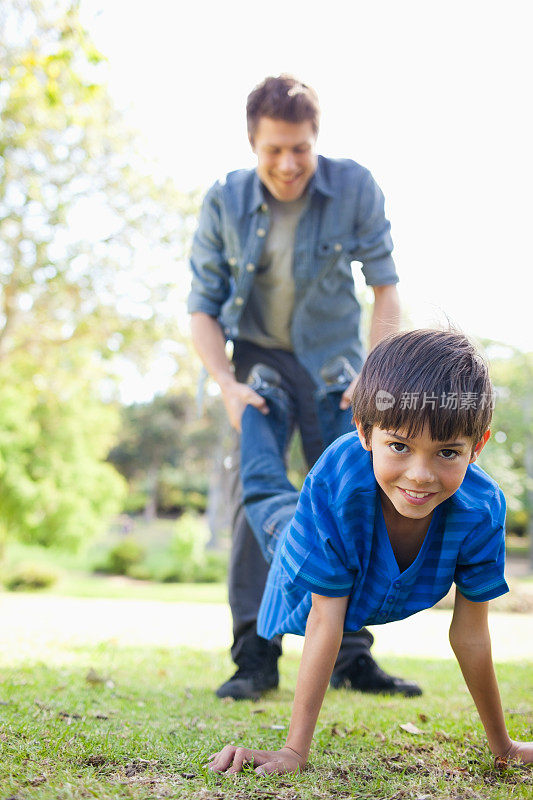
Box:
[355,422,490,523]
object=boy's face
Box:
[355,422,490,522]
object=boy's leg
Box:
[240,364,299,562]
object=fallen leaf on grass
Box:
[85,668,115,689]
[399,722,424,735]
[417,712,429,723]
[86,668,106,684]
[58,710,82,720]
[124,759,158,777]
[26,775,47,786]
[85,755,107,767]
[251,708,266,714]
[331,725,347,737]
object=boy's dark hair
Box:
[352,329,494,447]
[246,74,320,141]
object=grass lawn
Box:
[1,642,531,799]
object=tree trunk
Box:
[144,464,158,522]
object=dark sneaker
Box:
[215,665,279,701]
[330,653,422,697]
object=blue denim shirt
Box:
[188,155,398,388]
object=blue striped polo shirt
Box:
[257,432,508,639]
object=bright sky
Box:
[80,0,532,375]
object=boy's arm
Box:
[285,593,349,761]
[209,593,348,775]
[449,589,533,763]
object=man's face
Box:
[355,423,490,524]
[251,117,317,202]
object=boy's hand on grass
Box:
[498,740,533,765]
[208,745,305,775]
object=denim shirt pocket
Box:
[314,237,358,292]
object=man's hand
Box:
[208,745,304,775]
[339,375,359,410]
[220,380,268,433]
[497,740,533,765]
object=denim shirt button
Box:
[394,581,400,589]
[257,227,266,237]
[334,242,343,252]
[228,257,237,266]
[246,262,255,272]
[260,203,268,213]
[235,296,244,306]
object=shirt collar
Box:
[249,154,334,213]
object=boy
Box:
[208,329,533,774]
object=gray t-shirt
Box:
[238,193,307,351]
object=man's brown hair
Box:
[246,74,320,142]
[352,329,494,448]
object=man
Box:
[188,74,421,701]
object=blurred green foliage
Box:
[3,560,58,591]
[93,514,227,584]
[479,344,533,536]
[109,387,228,519]
[0,1,199,553]
[95,535,146,576]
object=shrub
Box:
[157,468,209,514]
[122,490,149,515]
[159,513,210,582]
[96,537,146,576]
[161,550,227,583]
[4,562,58,591]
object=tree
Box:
[0,0,199,550]
[0,0,198,368]
[479,342,533,566]
[0,350,125,554]
[108,373,229,523]
[109,394,190,520]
